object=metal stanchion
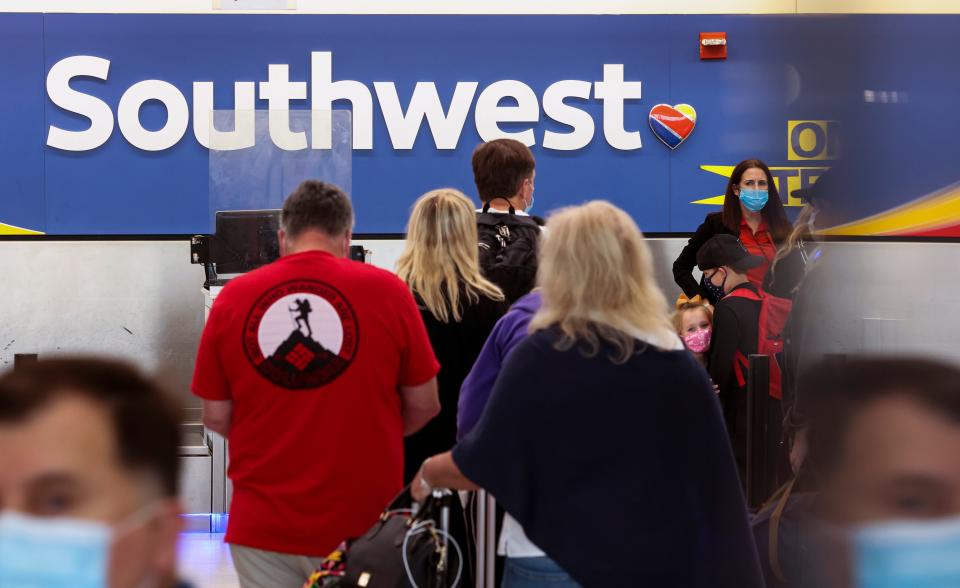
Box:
[746,354,771,508]
[474,491,486,588]
[473,489,497,588]
[484,492,496,588]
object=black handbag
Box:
[337,488,466,588]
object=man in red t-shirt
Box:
[192,181,441,588]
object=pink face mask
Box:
[682,328,712,353]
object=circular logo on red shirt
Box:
[243,279,359,389]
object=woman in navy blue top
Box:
[412,201,763,588]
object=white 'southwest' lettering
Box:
[45,52,644,152]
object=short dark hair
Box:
[281,180,354,240]
[471,139,535,203]
[799,357,960,477]
[0,358,181,497]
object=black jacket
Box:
[675,212,793,301]
[403,287,508,482]
[710,283,761,399]
[709,282,762,481]
[673,212,736,299]
[453,326,765,588]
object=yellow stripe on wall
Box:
[818,183,960,236]
[0,222,44,235]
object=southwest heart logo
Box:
[649,104,697,149]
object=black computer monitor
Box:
[210,210,281,274]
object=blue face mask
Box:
[0,506,160,588]
[0,512,111,588]
[854,515,960,588]
[739,189,769,212]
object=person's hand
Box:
[709,378,720,395]
[411,459,431,502]
[411,472,428,502]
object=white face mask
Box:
[0,503,162,588]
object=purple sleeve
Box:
[457,310,535,440]
[457,324,505,440]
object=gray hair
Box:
[280,180,354,240]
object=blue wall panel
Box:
[0,14,955,234]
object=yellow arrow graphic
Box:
[0,222,44,235]
[690,165,735,205]
[701,165,736,178]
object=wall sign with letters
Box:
[1,14,958,236]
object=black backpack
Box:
[476,203,542,304]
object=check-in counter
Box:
[179,422,212,530]
[179,414,229,532]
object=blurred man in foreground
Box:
[0,357,187,588]
[797,357,960,587]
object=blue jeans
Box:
[501,557,582,588]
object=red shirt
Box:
[192,250,440,556]
[739,219,777,290]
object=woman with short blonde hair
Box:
[413,200,761,587]
[396,188,507,482]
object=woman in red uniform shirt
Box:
[673,159,792,304]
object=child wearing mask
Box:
[696,234,767,483]
[674,297,713,369]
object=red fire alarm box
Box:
[700,32,727,60]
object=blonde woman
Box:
[412,201,762,588]
[396,188,508,483]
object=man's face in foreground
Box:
[0,393,181,588]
